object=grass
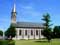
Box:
[0,40,15,45]
[0,39,60,45]
[15,39,60,45]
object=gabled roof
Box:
[12,22,44,28]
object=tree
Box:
[0,30,3,36]
[5,25,16,40]
[42,13,52,42]
[53,26,60,38]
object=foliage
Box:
[42,28,52,42]
[0,30,3,36]
[5,25,16,39]
[42,13,52,42]
[53,26,60,38]
[42,13,51,28]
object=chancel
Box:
[11,2,44,40]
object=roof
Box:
[12,22,44,28]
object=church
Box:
[11,3,44,40]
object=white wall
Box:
[15,28,44,40]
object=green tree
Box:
[53,26,60,38]
[5,25,16,40]
[0,30,3,36]
[42,13,52,42]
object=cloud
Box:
[16,1,44,22]
[17,4,43,22]
[18,5,41,17]
[21,6,33,9]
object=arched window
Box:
[31,30,33,35]
[36,30,38,35]
[25,30,27,35]
[19,30,21,35]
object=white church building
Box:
[11,3,45,40]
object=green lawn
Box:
[15,39,60,45]
[0,40,15,45]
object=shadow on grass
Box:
[7,40,15,45]
[35,40,48,43]
[0,40,15,45]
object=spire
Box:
[11,0,16,23]
[13,3,16,12]
[12,0,16,12]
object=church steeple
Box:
[11,1,16,23]
[12,3,16,12]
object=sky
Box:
[0,0,60,31]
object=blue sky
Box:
[0,0,60,31]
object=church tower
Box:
[11,2,16,23]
